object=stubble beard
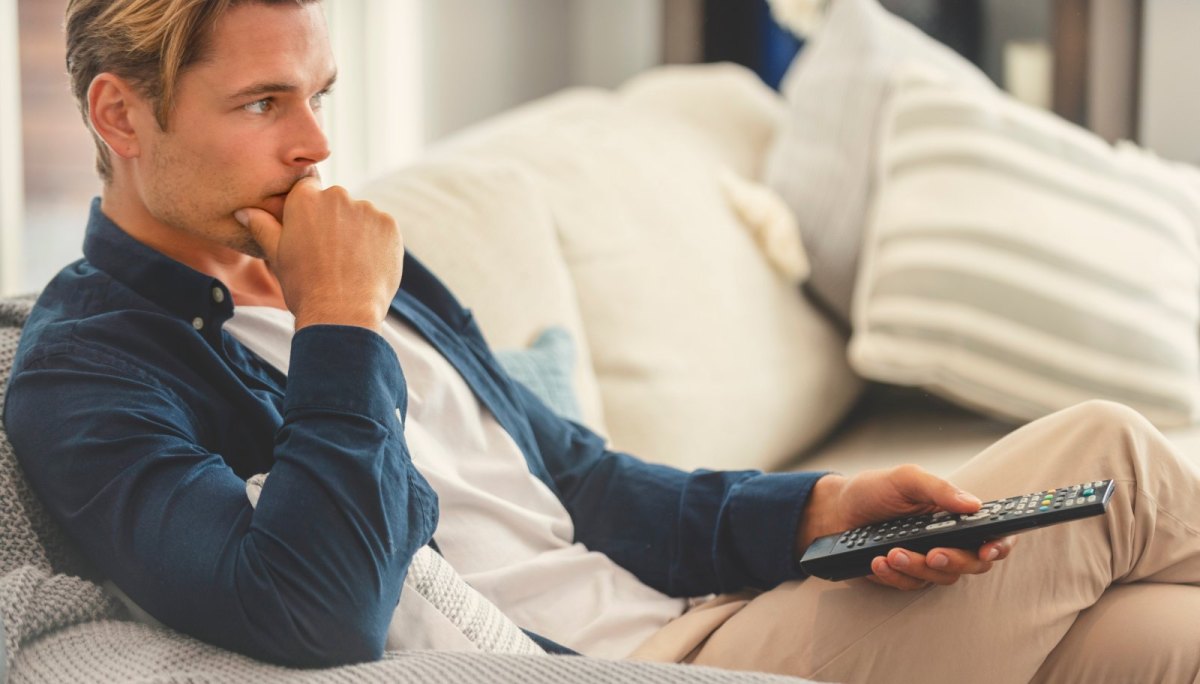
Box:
[144,135,268,260]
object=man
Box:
[6,0,1200,681]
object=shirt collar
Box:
[82,197,234,332]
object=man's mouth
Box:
[258,173,316,215]
[258,193,288,220]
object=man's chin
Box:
[225,229,267,260]
[238,242,268,260]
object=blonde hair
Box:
[65,0,317,182]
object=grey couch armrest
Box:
[12,620,821,684]
[1,611,8,684]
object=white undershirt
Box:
[224,307,687,658]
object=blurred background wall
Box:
[1,0,1191,294]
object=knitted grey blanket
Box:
[0,296,810,683]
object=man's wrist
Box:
[294,306,383,332]
[795,473,848,558]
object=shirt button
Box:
[212,287,225,304]
[192,317,205,331]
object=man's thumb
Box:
[943,481,982,513]
[234,208,281,261]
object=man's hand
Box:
[235,178,403,331]
[797,466,1017,591]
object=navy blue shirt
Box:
[4,199,825,667]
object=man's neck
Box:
[100,190,288,310]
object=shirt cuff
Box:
[729,470,831,588]
[284,324,404,423]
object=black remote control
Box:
[799,479,1116,581]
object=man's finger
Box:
[871,556,933,591]
[235,207,282,262]
[290,175,322,195]
[980,536,1018,562]
[925,547,997,575]
[885,548,962,586]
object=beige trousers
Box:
[631,401,1200,683]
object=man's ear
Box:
[87,73,148,160]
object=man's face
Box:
[133,2,335,258]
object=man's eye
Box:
[244,99,272,114]
[310,90,330,110]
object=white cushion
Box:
[850,67,1200,428]
[441,93,861,471]
[618,63,787,180]
[764,0,994,323]
[356,159,608,434]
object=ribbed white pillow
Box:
[850,67,1200,427]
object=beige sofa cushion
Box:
[437,88,861,471]
[618,63,787,181]
[356,159,608,434]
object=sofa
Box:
[0,48,841,684]
[6,0,1200,678]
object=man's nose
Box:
[286,105,331,167]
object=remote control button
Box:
[1039,505,1050,512]
[926,520,958,530]
[1088,495,1097,503]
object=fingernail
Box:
[929,553,948,569]
[234,210,248,226]
[957,491,982,507]
[985,547,1000,561]
[891,551,909,568]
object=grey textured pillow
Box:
[1,613,7,684]
[494,327,583,423]
[764,0,993,324]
